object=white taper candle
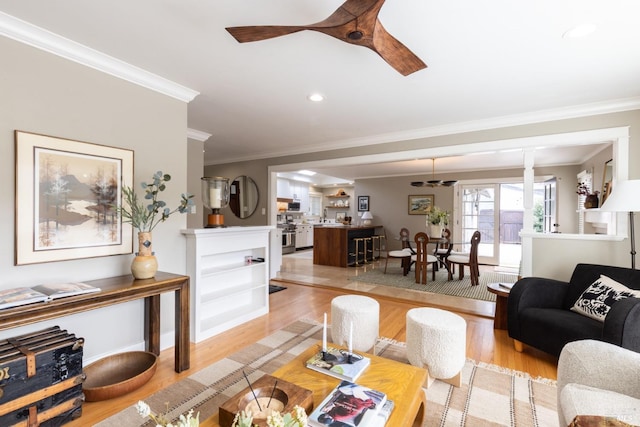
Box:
[322,312,327,352]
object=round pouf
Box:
[406,308,466,386]
[331,295,379,353]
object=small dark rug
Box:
[268,284,287,294]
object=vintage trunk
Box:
[0,326,85,426]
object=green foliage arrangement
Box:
[116,171,194,232]
[136,401,199,427]
[427,206,450,225]
[231,405,308,427]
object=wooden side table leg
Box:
[514,340,524,352]
[175,280,191,372]
[145,295,161,356]
[494,295,508,330]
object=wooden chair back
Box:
[399,228,411,249]
[434,228,452,266]
[414,232,430,284]
[469,230,481,263]
[447,230,482,286]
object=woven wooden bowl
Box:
[83,351,158,401]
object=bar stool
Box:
[363,237,373,263]
[370,235,381,260]
[350,237,366,265]
[377,233,386,258]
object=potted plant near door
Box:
[427,206,449,237]
[115,171,194,279]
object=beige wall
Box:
[208,110,640,279]
[0,38,193,361]
[203,159,270,227]
[187,138,205,228]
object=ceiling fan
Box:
[225,0,427,76]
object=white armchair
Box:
[557,339,640,426]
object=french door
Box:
[458,185,499,265]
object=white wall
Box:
[0,37,193,362]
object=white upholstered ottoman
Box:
[406,307,466,387]
[331,295,379,353]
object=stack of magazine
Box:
[308,380,394,427]
[305,346,370,381]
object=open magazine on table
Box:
[0,282,100,310]
[308,380,387,427]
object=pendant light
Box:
[411,158,458,187]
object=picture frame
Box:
[408,194,434,215]
[336,212,347,222]
[358,195,370,212]
[15,131,134,265]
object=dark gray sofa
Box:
[507,263,640,357]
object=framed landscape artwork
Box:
[336,212,346,222]
[15,131,134,265]
[408,194,434,215]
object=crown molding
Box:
[0,12,199,103]
[206,96,640,165]
[187,128,211,142]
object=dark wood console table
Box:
[0,271,190,372]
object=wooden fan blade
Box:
[225,0,427,76]
[226,26,306,43]
[371,21,426,76]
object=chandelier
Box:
[410,158,458,187]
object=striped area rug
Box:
[349,267,518,302]
[96,319,556,427]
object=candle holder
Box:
[201,177,230,228]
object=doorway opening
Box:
[457,181,550,270]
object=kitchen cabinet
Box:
[295,224,314,249]
[277,178,311,213]
[181,227,272,343]
[277,178,292,199]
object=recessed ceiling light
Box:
[308,93,324,102]
[563,23,597,39]
[298,169,316,176]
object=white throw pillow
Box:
[571,275,640,322]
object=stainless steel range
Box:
[278,224,296,254]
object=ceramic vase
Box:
[131,232,158,279]
[584,194,599,209]
[429,224,443,238]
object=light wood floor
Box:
[71,252,557,426]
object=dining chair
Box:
[413,232,438,284]
[433,228,452,271]
[384,228,413,274]
[446,230,481,286]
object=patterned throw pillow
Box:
[571,275,640,322]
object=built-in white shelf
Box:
[181,226,273,343]
[578,209,616,235]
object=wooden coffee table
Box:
[487,282,511,330]
[202,342,427,427]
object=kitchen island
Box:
[313,224,381,267]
